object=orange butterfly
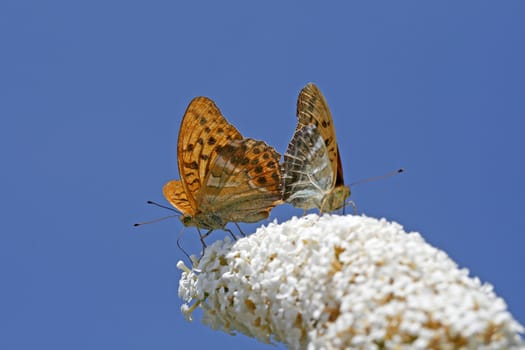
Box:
[282,83,350,212]
[163,97,282,239]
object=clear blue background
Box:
[2,1,524,349]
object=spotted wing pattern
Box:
[173,97,243,211]
[282,83,349,212]
[296,83,341,182]
[163,96,282,230]
[197,138,282,224]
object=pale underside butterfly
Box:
[282,83,350,213]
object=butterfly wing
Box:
[163,180,195,215]
[176,97,243,210]
[197,138,282,223]
[282,124,334,209]
[296,83,343,187]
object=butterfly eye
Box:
[181,215,192,225]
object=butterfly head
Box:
[179,212,225,231]
[321,185,351,213]
[180,214,194,227]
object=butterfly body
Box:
[282,83,350,213]
[164,97,282,232]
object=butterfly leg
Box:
[319,197,328,215]
[176,237,192,265]
[344,200,357,215]
[233,222,246,237]
[175,227,192,264]
[224,228,238,241]
[197,227,212,256]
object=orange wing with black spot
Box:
[175,97,243,211]
[163,180,195,216]
[296,83,343,187]
[197,138,282,223]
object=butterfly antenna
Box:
[133,214,179,227]
[146,200,182,214]
[349,168,404,187]
[176,227,192,263]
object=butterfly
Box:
[282,83,350,213]
[163,96,282,237]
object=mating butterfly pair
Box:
[163,83,350,236]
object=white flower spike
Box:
[178,214,524,350]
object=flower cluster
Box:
[178,214,524,349]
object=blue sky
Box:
[2,1,524,349]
